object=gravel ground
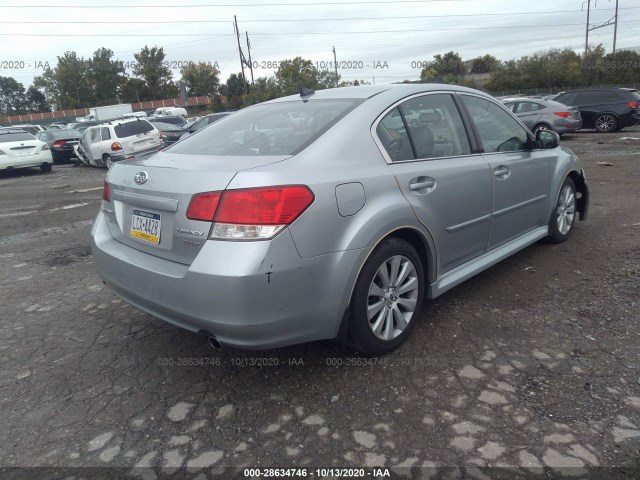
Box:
[0,128,639,479]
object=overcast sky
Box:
[1,0,638,88]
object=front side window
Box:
[461,95,529,153]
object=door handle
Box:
[493,166,510,178]
[409,179,435,191]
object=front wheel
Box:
[547,177,577,243]
[348,237,425,355]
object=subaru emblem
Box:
[134,171,148,185]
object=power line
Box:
[0,0,472,7]
[5,22,627,37]
[2,6,639,22]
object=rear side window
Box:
[0,132,35,143]
[461,95,529,153]
[169,99,359,156]
[376,94,471,161]
[515,102,543,113]
[114,120,154,138]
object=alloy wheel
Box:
[366,255,419,341]
[556,184,576,235]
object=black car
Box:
[554,88,640,133]
[180,112,235,140]
[153,121,186,146]
[36,129,81,163]
[148,116,187,127]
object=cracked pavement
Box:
[1,128,639,479]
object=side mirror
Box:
[536,130,560,149]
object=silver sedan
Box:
[91,84,589,355]
[502,98,582,135]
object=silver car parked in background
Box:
[502,98,582,135]
[92,84,589,355]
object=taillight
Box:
[628,101,638,109]
[41,144,49,151]
[111,142,122,151]
[554,112,572,118]
[186,186,315,240]
[102,180,110,202]
[186,192,222,221]
[159,133,166,139]
[52,140,66,148]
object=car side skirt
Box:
[427,226,548,299]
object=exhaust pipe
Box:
[208,336,222,350]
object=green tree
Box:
[241,76,280,107]
[24,86,50,113]
[469,54,500,74]
[274,57,319,95]
[133,46,174,100]
[222,73,250,109]
[54,51,93,108]
[32,67,60,108]
[0,76,26,114]
[120,78,148,103]
[180,62,220,97]
[88,47,126,105]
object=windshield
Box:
[167,99,360,156]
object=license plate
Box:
[130,209,161,244]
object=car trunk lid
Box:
[102,152,290,265]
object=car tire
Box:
[594,113,618,133]
[103,155,113,169]
[533,123,551,135]
[547,177,577,244]
[40,163,52,173]
[348,237,425,355]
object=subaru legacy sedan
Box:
[91,84,589,355]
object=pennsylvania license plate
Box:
[130,209,161,244]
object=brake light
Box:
[628,101,638,109]
[186,186,314,239]
[41,144,49,151]
[186,192,222,221]
[111,142,122,151]
[102,180,110,202]
[554,112,572,118]
[52,140,66,148]
[159,133,166,139]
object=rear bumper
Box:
[91,212,367,349]
[552,118,582,134]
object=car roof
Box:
[264,83,493,104]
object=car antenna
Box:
[300,86,315,102]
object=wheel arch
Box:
[567,170,589,220]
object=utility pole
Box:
[332,46,339,87]
[584,0,620,56]
[233,16,247,93]
[613,0,619,54]
[246,32,255,85]
[583,0,591,55]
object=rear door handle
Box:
[409,177,436,192]
[493,166,510,178]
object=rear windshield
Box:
[114,120,154,138]
[0,132,35,143]
[40,129,80,141]
[630,90,640,101]
[153,122,183,132]
[168,99,360,156]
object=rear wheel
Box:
[547,177,576,244]
[348,237,424,355]
[40,163,52,173]
[103,155,113,169]
[594,113,617,133]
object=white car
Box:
[0,128,53,173]
[74,118,162,169]
[154,106,187,117]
